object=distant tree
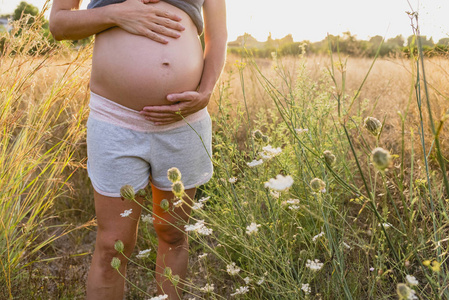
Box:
[407,35,434,47]
[13,1,39,24]
[386,35,405,47]
[438,38,449,45]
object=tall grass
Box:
[1,7,448,300]
[0,15,92,299]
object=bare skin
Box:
[86,187,195,300]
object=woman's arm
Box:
[49,0,185,44]
[140,0,228,124]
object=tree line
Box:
[228,32,449,58]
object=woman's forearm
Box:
[197,35,228,98]
[49,6,116,41]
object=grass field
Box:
[1,14,449,300]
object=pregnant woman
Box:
[49,0,227,299]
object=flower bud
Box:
[396,283,410,299]
[163,267,172,278]
[371,147,392,170]
[172,274,180,286]
[114,240,124,253]
[310,178,325,192]
[136,189,147,198]
[160,199,170,212]
[261,135,270,143]
[120,185,135,201]
[167,167,182,183]
[111,257,121,270]
[363,117,382,136]
[323,150,336,166]
[172,181,185,198]
[253,130,263,140]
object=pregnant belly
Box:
[90,3,204,110]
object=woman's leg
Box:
[86,190,144,300]
[152,185,196,299]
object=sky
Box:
[1,0,448,42]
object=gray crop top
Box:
[87,0,204,34]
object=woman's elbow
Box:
[49,15,65,41]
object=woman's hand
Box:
[112,0,185,44]
[140,91,211,125]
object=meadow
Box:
[1,13,448,300]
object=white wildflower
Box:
[246,222,261,235]
[247,159,263,167]
[230,286,249,296]
[200,283,214,293]
[370,267,375,271]
[409,289,418,299]
[288,205,300,210]
[286,198,300,205]
[120,209,132,218]
[173,199,183,208]
[257,277,265,285]
[295,128,309,134]
[198,253,208,259]
[226,262,241,275]
[149,294,168,300]
[184,220,213,236]
[243,277,251,284]
[136,249,151,259]
[141,214,154,223]
[312,231,325,242]
[192,202,204,210]
[342,242,351,249]
[406,275,419,286]
[301,283,311,294]
[259,145,282,160]
[305,259,324,271]
[379,222,393,228]
[198,196,210,203]
[228,177,238,183]
[264,175,294,191]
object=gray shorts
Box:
[86,92,213,197]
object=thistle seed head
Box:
[371,147,392,170]
[396,283,410,299]
[120,185,135,201]
[167,167,182,183]
[363,117,382,136]
[172,181,185,198]
[310,178,326,192]
[160,199,170,212]
[111,257,121,270]
[323,150,336,166]
[114,240,124,253]
[252,130,263,140]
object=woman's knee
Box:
[153,222,186,246]
[95,233,137,269]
